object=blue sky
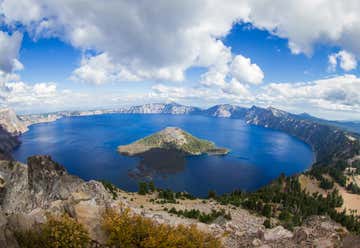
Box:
[18,24,347,88]
[1,1,360,120]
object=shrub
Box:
[167,207,231,224]
[102,208,223,247]
[100,180,118,199]
[138,181,149,195]
[319,177,334,190]
[347,182,360,194]
[15,214,90,248]
[148,181,156,192]
[262,204,272,218]
[263,219,271,228]
[208,190,217,199]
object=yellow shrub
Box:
[102,208,223,248]
[15,214,90,248]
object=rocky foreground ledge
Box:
[0,155,358,247]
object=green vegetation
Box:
[119,127,228,156]
[15,215,90,248]
[137,181,196,203]
[138,181,150,195]
[138,129,216,154]
[212,175,360,233]
[102,208,223,248]
[167,207,231,224]
[309,161,347,187]
[157,188,196,203]
[100,180,118,199]
[208,190,217,199]
[347,182,360,194]
[319,176,334,190]
[263,219,271,228]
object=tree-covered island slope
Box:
[118,126,229,156]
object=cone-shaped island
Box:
[118,127,229,156]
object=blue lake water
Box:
[13,114,314,197]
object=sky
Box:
[0,1,360,120]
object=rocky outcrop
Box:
[0,156,357,247]
[118,102,201,115]
[0,108,28,135]
[0,156,115,246]
[203,104,247,118]
[0,127,19,160]
[245,106,360,163]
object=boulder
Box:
[293,227,310,243]
[263,226,293,241]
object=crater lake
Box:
[13,114,314,197]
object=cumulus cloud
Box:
[3,1,360,84]
[259,74,360,113]
[328,50,357,71]
[245,0,360,57]
[199,48,264,89]
[230,55,264,85]
[71,53,140,85]
[0,31,23,73]
[0,0,250,82]
[150,74,360,118]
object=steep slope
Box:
[245,106,360,163]
[0,156,353,247]
[0,108,28,134]
[203,104,247,118]
[119,102,201,115]
[118,127,229,156]
[0,127,19,160]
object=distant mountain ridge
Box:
[244,106,360,164]
[0,102,359,164]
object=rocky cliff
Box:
[245,106,360,163]
[0,108,28,135]
[118,102,201,115]
[0,156,354,247]
[203,104,247,118]
[0,127,19,160]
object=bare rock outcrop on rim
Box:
[0,156,356,247]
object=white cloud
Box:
[259,74,360,113]
[0,0,250,82]
[222,79,251,96]
[149,74,360,119]
[230,55,264,85]
[71,53,140,85]
[0,31,23,73]
[244,1,360,57]
[200,53,264,88]
[328,50,357,71]
[151,80,254,105]
[2,1,360,81]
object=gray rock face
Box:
[27,156,83,209]
[0,156,114,246]
[245,106,360,163]
[203,104,247,118]
[0,127,19,160]
[263,226,293,241]
[119,102,201,115]
[0,108,28,135]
